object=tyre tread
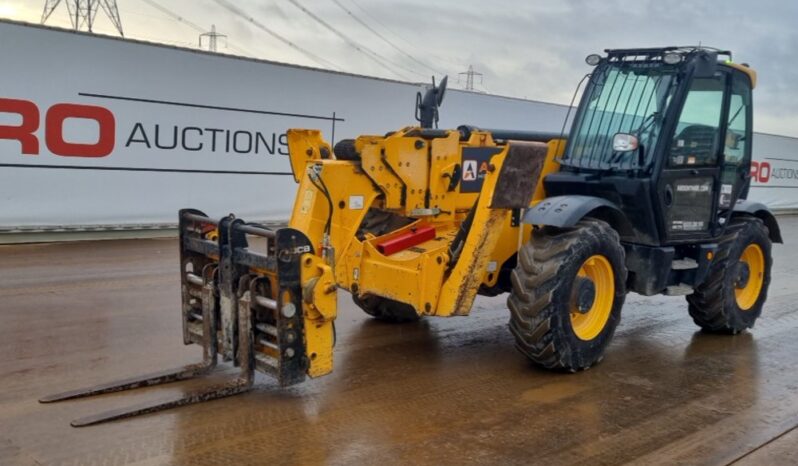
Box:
[507,219,626,371]
[686,217,771,334]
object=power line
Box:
[329,0,443,76]
[212,0,341,70]
[139,0,203,32]
[138,0,256,58]
[347,0,463,68]
[347,0,410,47]
[286,0,417,80]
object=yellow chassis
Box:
[287,127,564,378]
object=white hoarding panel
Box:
[748,133,798,210]
[1,20,797,233]
[441,91,568,133]
[0,21,424,228]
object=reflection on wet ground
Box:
[1,217,798,465]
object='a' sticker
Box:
[462,160,478,181]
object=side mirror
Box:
[416,75,448,129]
[612,133,639,152]
[436,75,448,106]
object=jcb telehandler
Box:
[42,46,780,427]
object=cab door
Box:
[717,71,754,211]
[657,72,728,243]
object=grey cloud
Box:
[10,0,798,136]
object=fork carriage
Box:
[40,210,323,426]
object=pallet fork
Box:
[40,210,313,426]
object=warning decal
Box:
[462,160,478,181]
[459,147,502,193]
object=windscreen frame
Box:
[561,58,684,173]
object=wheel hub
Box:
[735,261,751,289]
[734,243,766,311]
[570,255,615,341]
[572,276,596,314]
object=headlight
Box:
[585,54,602,66]
[663,52,682,65]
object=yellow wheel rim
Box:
[570,255,615,341]
[735,243,765,311]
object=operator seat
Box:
[672,124,718,165]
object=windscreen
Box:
[563,62,679,170]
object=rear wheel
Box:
[352,293,420,323]
[687,218,772,333]
[508,219,627,371]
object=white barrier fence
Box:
[0,20,796,235]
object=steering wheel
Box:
[672,124,717,163]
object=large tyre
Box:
[353,293,420,323]
[507,219,627,371]
[687,217,772,334]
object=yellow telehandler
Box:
[42,46,780,427]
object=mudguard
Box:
[523,195,624,229]
[733,199,783,243]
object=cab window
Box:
[723,74,751,165]
[718,72,753,208]
[669,76,725,167]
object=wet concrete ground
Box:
[1,217,797,466]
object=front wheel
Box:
[687,217,772,334]
[507,219,627,371]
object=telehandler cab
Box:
[42,46,780,426]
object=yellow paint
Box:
[284,125,565,377]
[300,189,314,215]
[723,62,757,89]
[204,229,219,242]
[428,132,465,222]
[383,134,429,210]
[359,135,404,209]
[482,138,563,289]
[358,223,451,314]
[735,243,764,311]
[436,138,512,316]
[300,254,337,377]
[570,255,615,341]
[535,138,566,201]
[287,129,332,182]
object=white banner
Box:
[749,133,798,210]
[0,20,794,231]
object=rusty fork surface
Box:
[67,304,255,428]
[38,210,260,427]
[40,271,220,406]
[39,272,257,428]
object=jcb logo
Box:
[751,161,771,183]
[0,98,115,157]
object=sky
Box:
[2,0,798,137]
